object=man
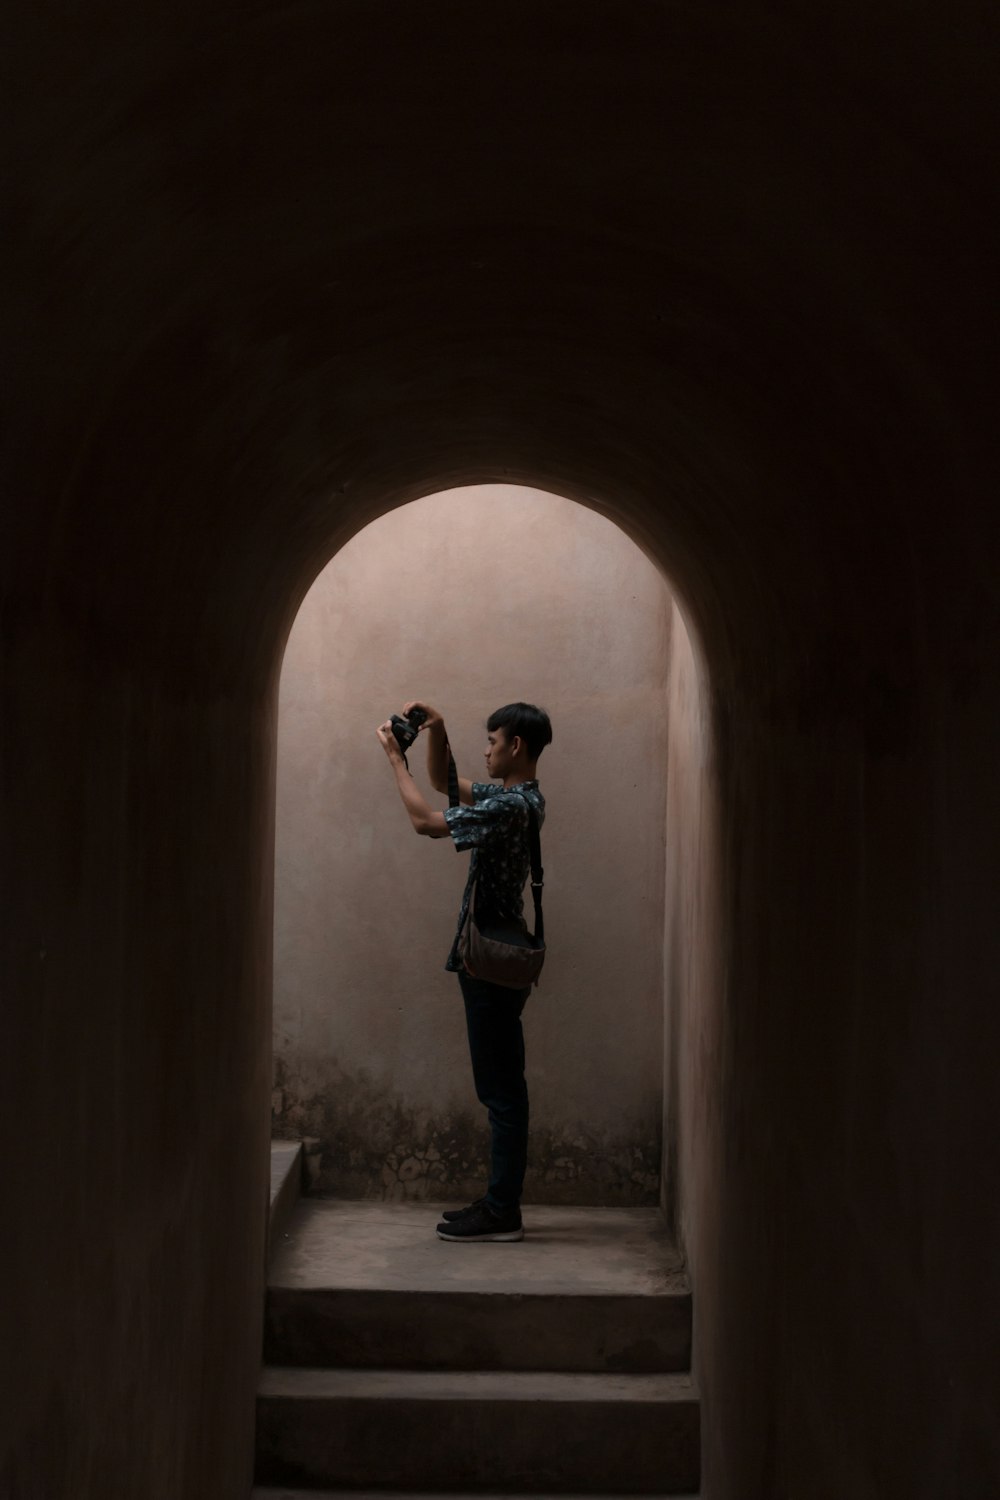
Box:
[375,700,551,1242]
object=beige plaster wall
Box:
[660,600,726,1418]
[663,601,719,1222]
[273,485,672,1205]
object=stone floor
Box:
[268,1198,688,1299]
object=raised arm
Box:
[403,701,474,805]
[375,721,450,837]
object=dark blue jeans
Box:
[459,971,531,1213]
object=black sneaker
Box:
[440,1196,488,1223]
[436,1202,524,1242]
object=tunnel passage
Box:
[4,5,1000,1499]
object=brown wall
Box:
[661,601,723,1244]
[273,485,671,1205]
[660,601,727,1477]
[3,4,999,1498]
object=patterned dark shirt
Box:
[443,780,546,972]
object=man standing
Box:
[375,700,551,1242]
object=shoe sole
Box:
[436,1226,524,1242]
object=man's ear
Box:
[510,734,525,760]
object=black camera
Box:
[389,706,427,757]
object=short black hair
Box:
[487,702,553,761]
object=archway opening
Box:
[271,483,718,1229]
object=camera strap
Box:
[446,741,460,808]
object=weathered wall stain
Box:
[273,1057,660,1206]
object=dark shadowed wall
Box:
[3,3,998,1498]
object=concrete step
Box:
[255,1366,701,1494]
[269,1140,304,1262]
[265,1201,691,1373]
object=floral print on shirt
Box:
[442,780,545,972]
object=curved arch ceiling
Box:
[4,2,993,708]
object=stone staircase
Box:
[253,1143,700,1497]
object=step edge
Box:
[257,1366,700,1401]
[265,1283,692,1299]
[252,1492,702,1499]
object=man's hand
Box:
[401,700,474,805]
[376,718,449,837]
[402,700,443,733]
[375,720,404,764]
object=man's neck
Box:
[503,763,538,788]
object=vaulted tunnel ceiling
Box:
[5,1,996,715]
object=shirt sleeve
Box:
[443,788,522,853]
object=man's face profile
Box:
[485,726,516,780]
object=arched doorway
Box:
[271,483,704,1212]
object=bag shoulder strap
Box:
[520,795,545,945]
